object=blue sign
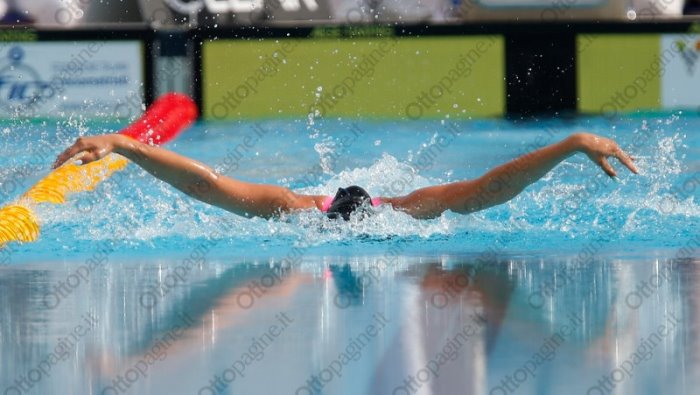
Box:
[0,46,52,113]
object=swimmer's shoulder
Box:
[288,194,329,212]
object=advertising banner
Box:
[0,41,143,118]
[661,34,700,109]
[202,30,505,119]
[577,32,700,116]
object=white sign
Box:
[661,34,700,109]
[0,41,143,118]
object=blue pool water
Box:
[0,113,698,394]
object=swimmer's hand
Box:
[52,134,124,169]
[571,133,638,177]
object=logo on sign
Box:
[0,47,51,113]
[674,39,700,75]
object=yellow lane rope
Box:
[0,154,129,246]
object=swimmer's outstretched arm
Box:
[53,134,326,218]
[382,133,638,219]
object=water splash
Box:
[1,114,697,258]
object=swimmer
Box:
[53,132,637,220]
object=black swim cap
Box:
[326,185,372,221]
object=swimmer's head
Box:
[326,186,373,221]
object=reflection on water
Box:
[0,254,696,395]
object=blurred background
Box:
[0,0,698,121]
[0,0,697,27]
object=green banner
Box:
[577,34,662,115]
[203,35,505,120]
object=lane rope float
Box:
[0,93,198,247]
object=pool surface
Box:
[1,113,698,394]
